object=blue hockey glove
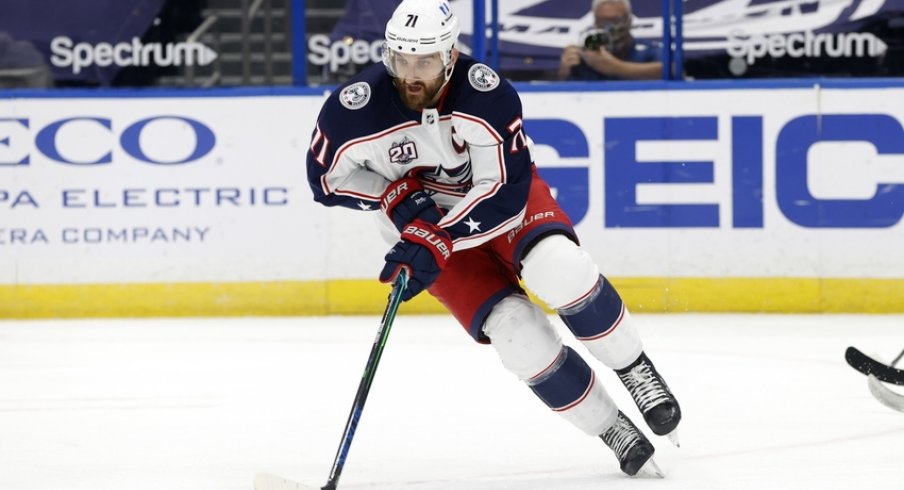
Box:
[379,219,452,301]
[380,177,443,231]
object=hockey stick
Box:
[845,346,904,386]
[254,269,409,490]
[845,346,904,413]
[867,375,904,413]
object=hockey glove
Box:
[380,177,443,231]
[379,219,452,301]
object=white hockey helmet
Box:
[383,0,460,79]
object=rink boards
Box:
[1,81,902,317]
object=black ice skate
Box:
[616,352,681,443]
[599,410,661,477]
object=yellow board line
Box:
[1,277,903,319]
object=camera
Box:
[583,29,612,51]
[581,21,630,52]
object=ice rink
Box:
[2,312,903,490]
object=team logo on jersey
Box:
[388,137,418,165]
[467,63,499,92]
[339,82,371,110]
[420,161,473,196]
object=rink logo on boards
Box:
[725,30,887,74]
[0,115,215,166]
[50,36,218,75]
[0,227,211,246]
[308,34,384,72]
[0,187,290,214]
[532,113,904,229]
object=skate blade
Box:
[636,458,665,478]
[665,429,680,447]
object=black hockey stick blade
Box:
[254,472,319,490]
[845,347,904,386]
[867,375,904,413]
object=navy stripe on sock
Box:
[559,276,624,339]
[528,346,594,411]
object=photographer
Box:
[558,0,663,81]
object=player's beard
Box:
[395,75,445,111]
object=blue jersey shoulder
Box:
[315,63,406,148]
[315,56,523,147]
[446,55,522,137]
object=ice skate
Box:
[600,410,661,477]
[616,352,681,439]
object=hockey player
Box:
[306,0,681,477]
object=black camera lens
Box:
[583,31,610,51]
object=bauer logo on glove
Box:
[402,223,451,260]
[380,178,444,231]
[380,181,411,213]
[379,219,452,301]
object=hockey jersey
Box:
[306,54,535,251]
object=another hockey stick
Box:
[845,346,904,386]
[845,346,904,413]
[867,375,904,413]
[254,269,409,490]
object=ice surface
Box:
[1,313,903,490]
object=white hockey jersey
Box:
[306,54,535,251]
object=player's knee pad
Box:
[483,294,618,436]
[559,277,643,370]
[527,345,618,436]
[520,234,600,310]
[483,294,562,380]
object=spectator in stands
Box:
[557,0,663,81]
[0,31,51,88]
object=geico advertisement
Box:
[2,87,903,284]
[0,96,331,284]
[519,87,904,278]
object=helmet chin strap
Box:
[421,61,455,108]
[417,59,456,108]
[435,61,456,94]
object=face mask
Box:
[383,47,448,81]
